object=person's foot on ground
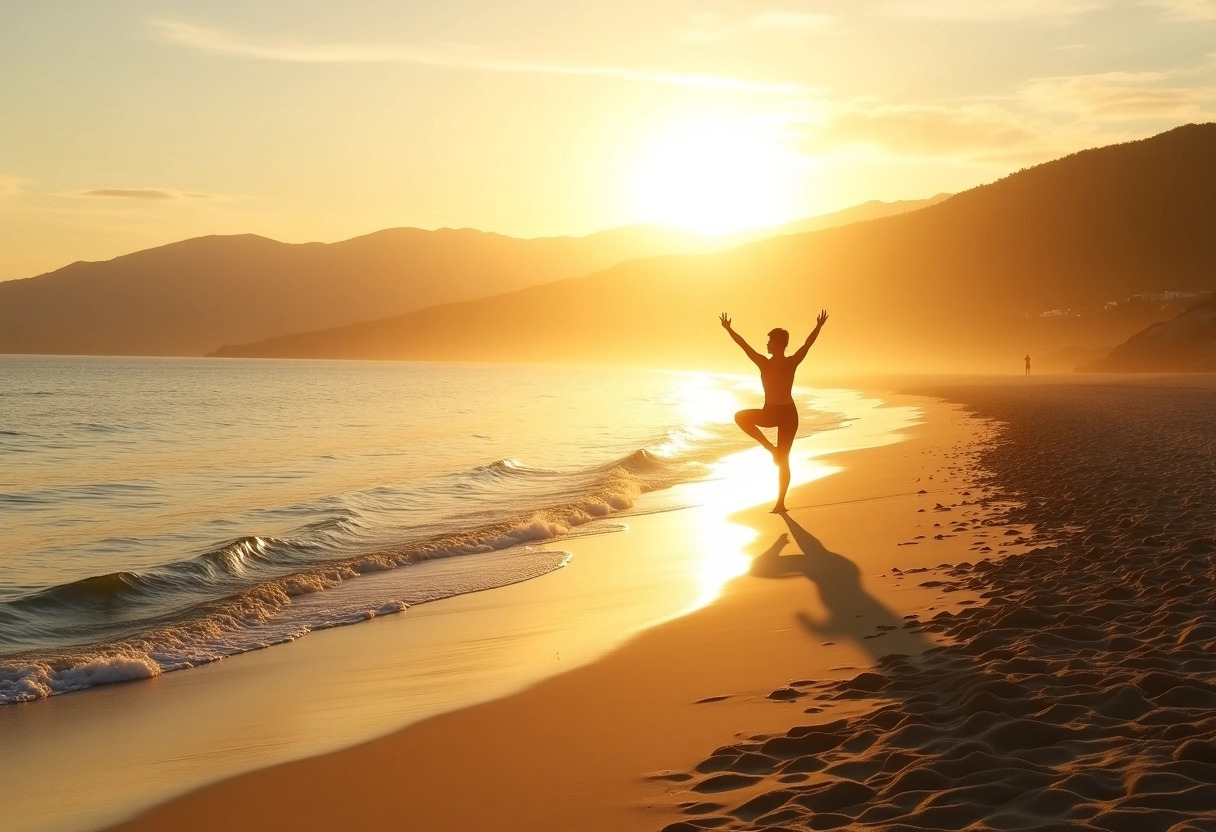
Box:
[771,503,787,513]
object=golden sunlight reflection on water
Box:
[675,372,743,426]
[649,372,745,458]
[688,446,842,610]
[673,386,920,612]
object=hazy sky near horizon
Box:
[2,0,1215,280]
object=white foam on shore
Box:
[3,653,165,702]
[0,548,569,704]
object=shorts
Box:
[755,402,798,428]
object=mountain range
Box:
[0,196,946,357]
[212,124,1216,374]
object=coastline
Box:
[1,384,914,832]
[101,388,1013,832]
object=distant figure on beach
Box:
[1025,354,1031,376]
[720,310,828,513]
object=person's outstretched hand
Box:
[719,313,732,330]
[816,309,829,328]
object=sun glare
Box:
[630,116,802,234]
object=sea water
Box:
[0,356,843,704]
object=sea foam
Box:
[0,548,569,703]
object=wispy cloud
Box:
[72,188,221,201]
[0,175,28,197]
[152,20,433,63]
[812,102,1039,156]
[679,10,834,42]
[878,0,1105,21]
[1143,0,1216,20]
[803,50,1216,159]
[151,20,805,94]
[1019,70,1216,119]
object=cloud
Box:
[679,10,834,42]
[151,20,805,94]
[0,175,28,197]
[152,20,424,63]
[812,102,1039,156]
[806,56,1216,162]
[1019,71,1216,119]
[1143,0,1216,20]
[73,188,220,201]
[878,0,1105,21]
[751,11,835,29]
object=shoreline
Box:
[104,389,1016,832]
[2,385,919,832]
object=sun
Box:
[630,115,803,234]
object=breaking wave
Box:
[0,440,713,704]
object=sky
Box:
[2,0,1215,281]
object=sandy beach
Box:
[662,376,1216,832]
[17,375,1216,832]
[97,385,1023,832]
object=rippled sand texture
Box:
[665,381,1216,832]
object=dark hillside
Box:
[214,125,1216,374]
[0,225,750,356]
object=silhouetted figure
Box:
[1024,354,1031,376]
[720,310,828,513]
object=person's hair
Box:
[767,328,789,350]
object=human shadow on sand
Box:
[748,515,937,670]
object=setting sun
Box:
[630,116,803,234]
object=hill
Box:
[213,125,1216,374]
[0,225,730,356]
[1084,296,1216,372]
[0,196,945,358]
[777,194,951,235]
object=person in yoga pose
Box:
[719,310,829,513]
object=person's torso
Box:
[760,356,798,407]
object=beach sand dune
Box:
[663,381,1216,832]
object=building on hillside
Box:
[1131,291,1202,301]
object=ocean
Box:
[0,355,844,705]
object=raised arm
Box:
[719,313,764,365]
[790,309,829,364]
